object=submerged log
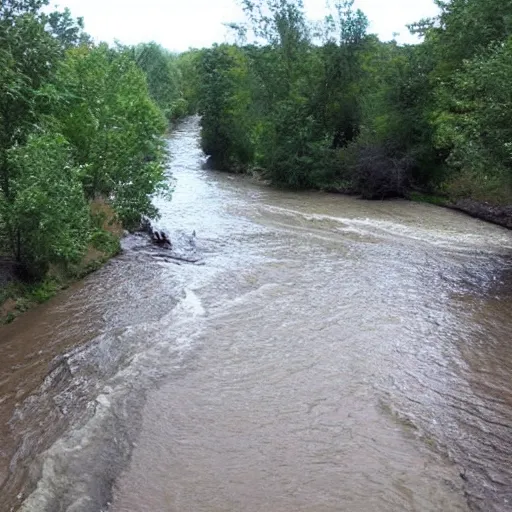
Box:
[152,230,172,248]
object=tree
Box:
[0,0,171,280]
[54,45,168,227]
[428,0,512,76]
[6,132,89,278]
[135,42,186,120]
[177,49,205,114]
[433,38,512,203]
[423,0,512,202]
[312,1,369,149]
[0,3,62,202]
[199,44,253,170]
[0,0,80,265]
[198,0,370,188]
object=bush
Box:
[351,144,412,199]
[7,132,90,278]
[89,229,121,256]
[169,98,189,120]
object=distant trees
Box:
[199,45,253,170]
[192,0,512,204]
[135,43,189,121]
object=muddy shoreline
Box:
[448,199,512,230]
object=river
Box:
[1,116,512,512]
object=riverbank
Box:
[0,113,191,326]
[449,199,512,230]
[408,192,512,230]
[0,249,119,325]
[0,200,122,325]
[248,167,512,231]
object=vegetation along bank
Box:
[193,0,512,226]
[0,0,193,322]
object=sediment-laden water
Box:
[1,117,511,512]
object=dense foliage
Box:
[135,43,189,121]
[194,0,512,204]
[0,0,186,280]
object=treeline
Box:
[2,0,510,283]
[193,0,512,205]
[0,0,190,280]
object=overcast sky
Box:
[50,0,439,51]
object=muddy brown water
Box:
[1,117,512,512]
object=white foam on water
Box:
[260,204,512,252]
[180,288,206,318]
[17,286,210,512]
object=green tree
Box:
[428,0,512,76]
[54,45,168,227]
[238,0,328,186]
[199,44,253,170]
[135,42,186,120]
[6,132,89,278]
[434,38,512,203]
[423,0,512,203]
[0,0,86,266]
[312,1,369,149]
[0,2,61,202]
[177,49,204,114]
[1,0,171,281]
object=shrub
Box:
[352,144,413,199]
[7,132,90,278]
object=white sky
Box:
[50,0,439,51]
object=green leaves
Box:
[427,0,512,76]
[0,1,169,280]
[197,0,369,188]
[433,37,512,202]
[196,0,512,205]
[54,45,168,228]
[135,43,186,120]
[7,132,90,277]
[199,45,254,170]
